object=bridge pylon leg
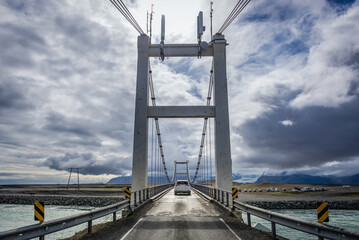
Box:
[132,35,150,192]
[213,34,232,192]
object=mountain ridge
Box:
[256,173,359,185]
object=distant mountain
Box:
[107,176,169,184]
[256,173,359,185]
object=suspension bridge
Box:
[1,1,359,240]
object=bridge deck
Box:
[112,189,274,240]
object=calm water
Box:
[0,204,121,240]
[242,209,359,240]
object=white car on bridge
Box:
[174,180,191,195]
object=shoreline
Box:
[0,195,123,207]
[244,200,359,210]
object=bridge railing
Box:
[0,199,130,240]
[0,184,173,240]
[131,184,173,206]
[192,184,359,240]
[191,184,232,208]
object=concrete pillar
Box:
[132,35,149,191]
[213,34,232,191]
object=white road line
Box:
[219,218,242,240]
[120,217,144,240]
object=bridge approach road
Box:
[79,189,275,240]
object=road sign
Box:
[232,188,238,199]
[124,187,131,199]
[317,201,329,223]
[34,201,44,222]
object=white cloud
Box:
[280,120,294,126]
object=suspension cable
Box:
[154,128,158,185]
[206,125,209,185]
[150,119,154,185]
[148,62,172,183]
[209,118,213,187]
[110,0,145,35]
[192,62,214,183]
[217,0,251,34]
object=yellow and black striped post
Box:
[34,201,44,222]
[317,201,329,223]
[124,187,131,199]
[232,188,238,199]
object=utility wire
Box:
[110,0,145,34]
[217,0,251,34]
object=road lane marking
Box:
[120,217,143,240]
[219,218,242,240]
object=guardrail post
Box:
[271,222,276,238]
[226,192,229,207]
[134,192,138,206]
[143,189,146,201]
[146,188,149,200]
[221,191,224,204]
[247,213,251,227]
[39,236,44,240]
[139,191,142,204]
[88,220,92,233]
[318,237,324,240]
[113,212,116,222]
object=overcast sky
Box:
[0,0,358,184]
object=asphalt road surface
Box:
[120,189,248,240]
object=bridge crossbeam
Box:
[149,44,213,57]
[147,106,215,118]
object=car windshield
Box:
[177,181,188,185]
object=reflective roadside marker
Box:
[124,187,131,199]
[232,188,238,199]
[34,201,44,222]
[317,201,329,223]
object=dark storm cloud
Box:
[0,23,46,69]
[44,153,131,175]
[238,97,359,169]
[43,112,94,137]
[0,80,31,110]
[54,15,110,55]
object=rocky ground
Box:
[1,183,358,209]
[0,184,127,207]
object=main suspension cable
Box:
[217,0,251,34]
[110,0,145,34]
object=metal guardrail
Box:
[131,184,173,207]
[0,184,173,240]
[192,184,232,208]
[193,185,359,240]
[0,199,130,240]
